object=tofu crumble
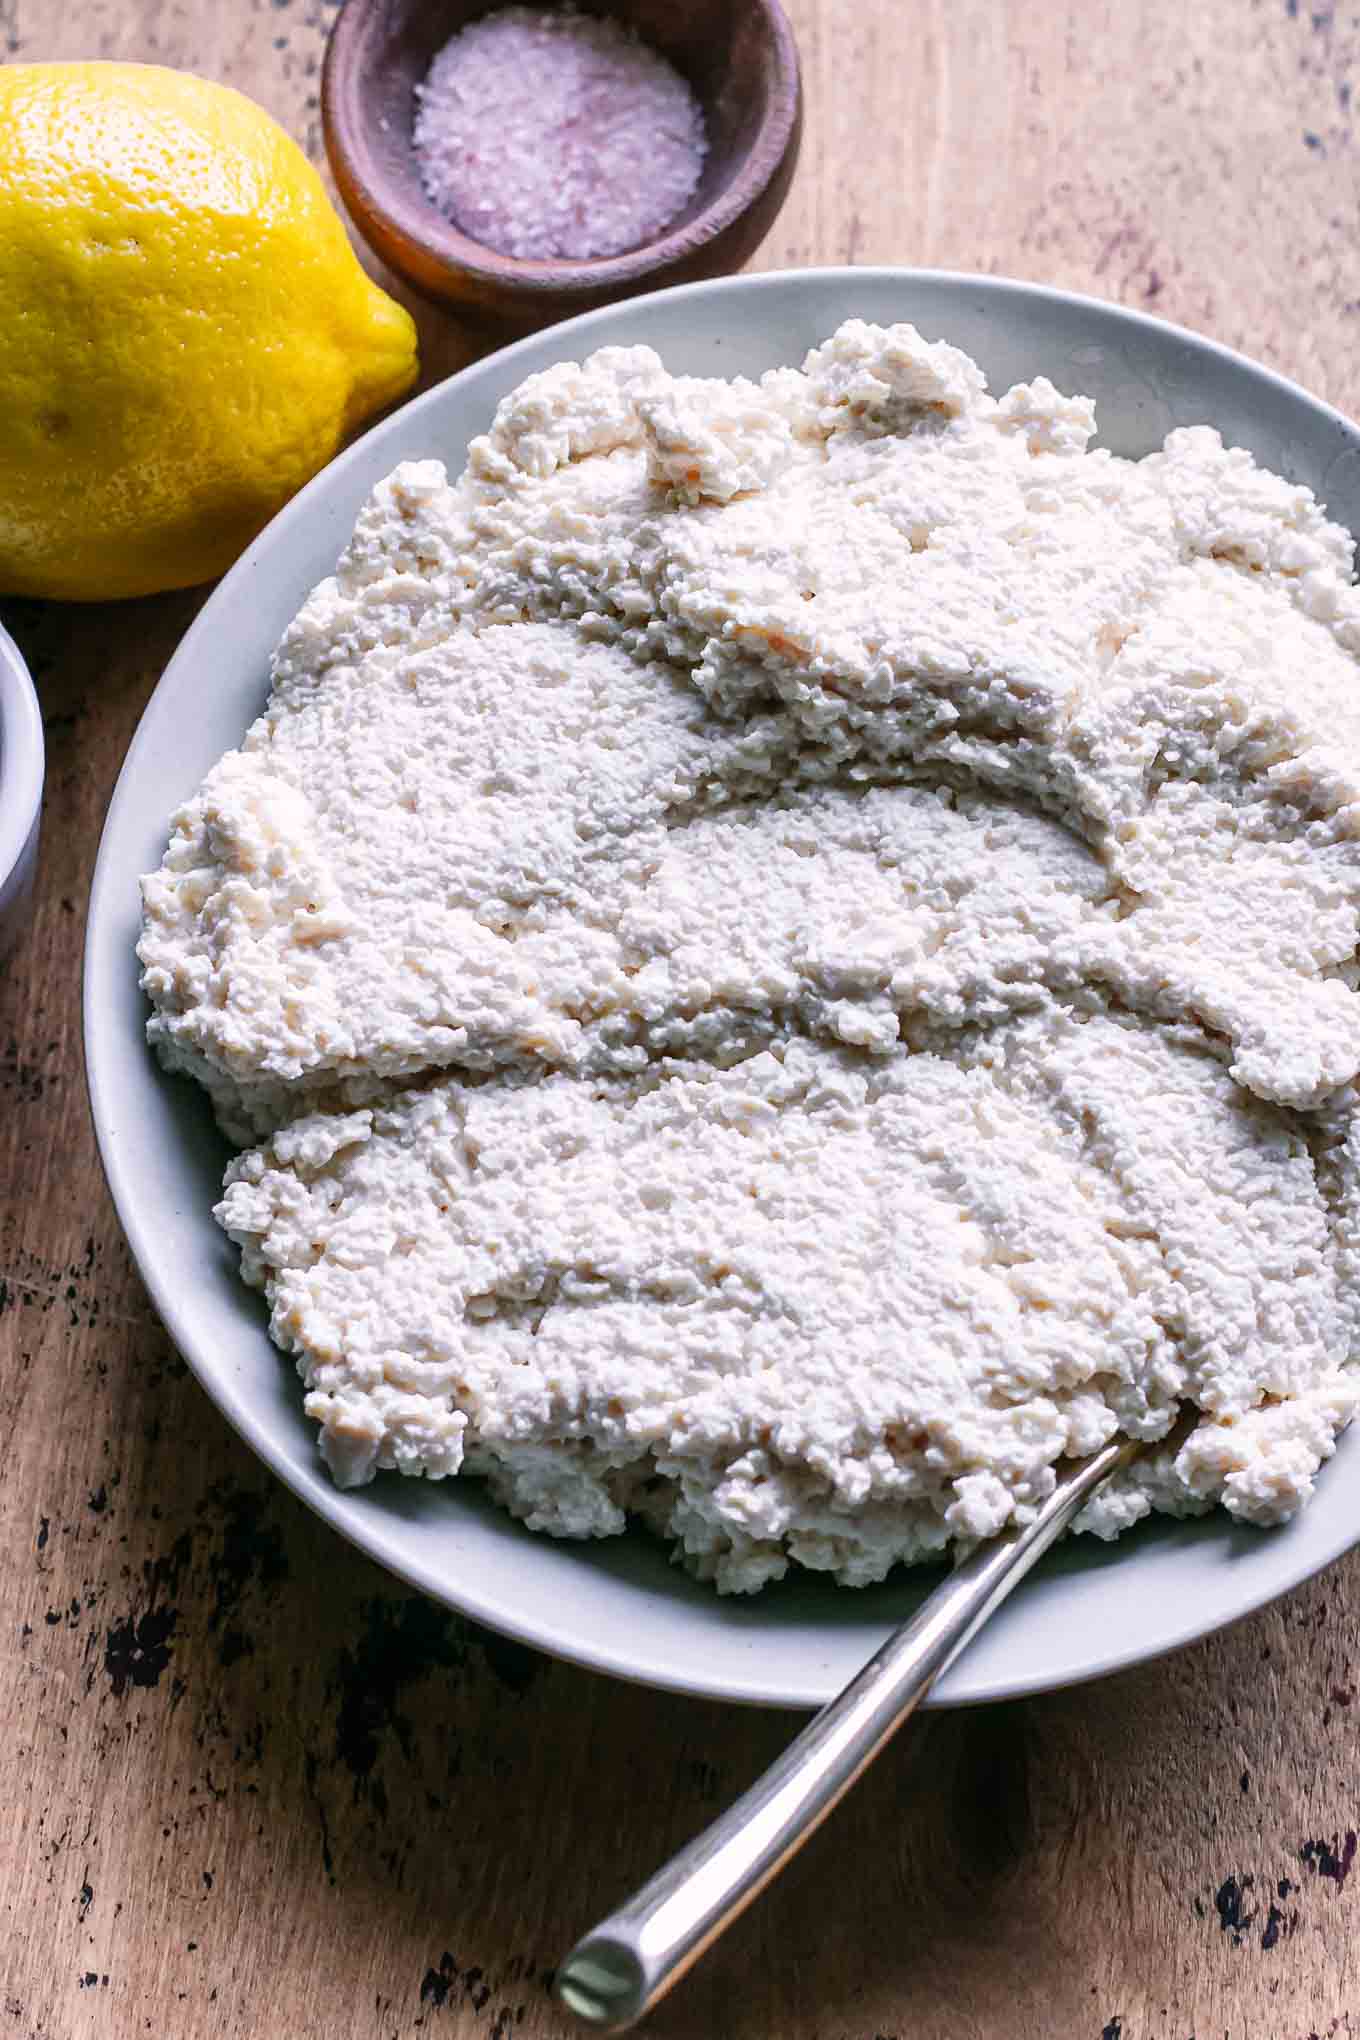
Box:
[140,321,1360,1590]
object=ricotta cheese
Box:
[140,320,1360,1589]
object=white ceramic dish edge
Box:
[85,267,1360,1709]
[0,619,44,954]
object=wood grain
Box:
[3,3,1360,2037]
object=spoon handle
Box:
[554,1428,1143,2032]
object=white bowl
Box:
[85,268,1360,1709]
[0,620,43,955]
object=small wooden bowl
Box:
[322,0,802,328]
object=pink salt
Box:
[412,5,708,262]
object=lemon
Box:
[0,63,419,601]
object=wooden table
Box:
[4,2,1360,2034]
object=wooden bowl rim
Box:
[322,0,802,303]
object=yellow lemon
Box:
[0,63,419,600]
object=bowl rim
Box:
[85,264,1360,1710]
[0,619,44,894]
[321,0,803,301]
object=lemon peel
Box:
[0,63,418,601]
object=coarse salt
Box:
[412,5,708,262]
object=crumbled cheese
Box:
[215,1016,1359,1586]
[141,321,1360,1589]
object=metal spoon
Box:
[554,1411,1191,2031]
